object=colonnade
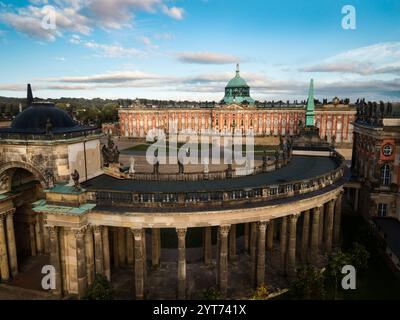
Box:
[1,191,343,299]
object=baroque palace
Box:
[119,65,356,147]
[0,68,398,299]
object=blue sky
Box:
[0,0,399,101]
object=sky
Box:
[0,0,399,102]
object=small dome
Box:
[226,76,249,88]
[11,102,77,133]
[226,64,249,88]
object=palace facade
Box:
[119,65,356,146]
[348,100,400,270]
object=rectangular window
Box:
[378,203,388,217]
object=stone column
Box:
[113,228,119,268]
[49,226,62,295]
[6,209,18,277]
[256,221,268,287]
[35,215,44,254]
[85,226,95,286]
[29,223,37,256]
[286,214,299,278]
[93,226,104,275]
[118,228,126,266]
[266,219,274,250]
[126,228,134,266]
[102,226,111,280]
[132,228,144,299]
[244,223,249,253]
[333,192,343,247]
[203,227,212,266]
[325,199,335,255]
[176,228,187,299]
[250,222,257,283]
[0,214,10,281]
[310,206,321,264]
[151,228,161,269]
[318,204,325,249]
[218,225,230,298]
[279,216,287,271]
[229,224,237,263]
[300,210,310,262]
[73,228,87,298]
[142,229,147,283]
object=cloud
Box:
[177,51,239,64]
[0,0,184,41]
[300,42,400,76]
[83,41,142,58]
[161,5,184,20]
[44,70,165,83]
[0,11,59,41]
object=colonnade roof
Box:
[82,155,339,193]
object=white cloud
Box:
[0,0,184,41]
[44,70,164,83]
[83,41,142,58]
[161,5,184,20]
[300,42,400,76]
[177,51,239,64]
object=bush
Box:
[84,274,114,300]
[250,285,269,300]
[290,265,326,300]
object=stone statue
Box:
[44,168,55,189]
[71,169,81,191]
[203,158,209,174]
[129,157,135,175]
[153,161,160,175]
[0,175,9,192]
[262,150,268,167]
[102,136,120,166]
[178,158,184,174]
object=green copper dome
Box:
[222,64,255,105]
[226,67,249,88]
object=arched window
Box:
[380,164,391,186]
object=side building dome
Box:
[222,64,255,105]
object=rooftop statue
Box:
[102,136,120,166]
[71,169,81,191]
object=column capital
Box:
[176,228,187,239]
[5,208,16,217]
[289,213,301,222]
[219,225,231,237]
[47,226,58,239]
[72,227,87,239]
[93,225,103,234]
[257,220,268,231]
[131,228,143,240]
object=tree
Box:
[325,251,352,299]
[84,274,114,300]
[290,265,326,300]
[349,242,370,274]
